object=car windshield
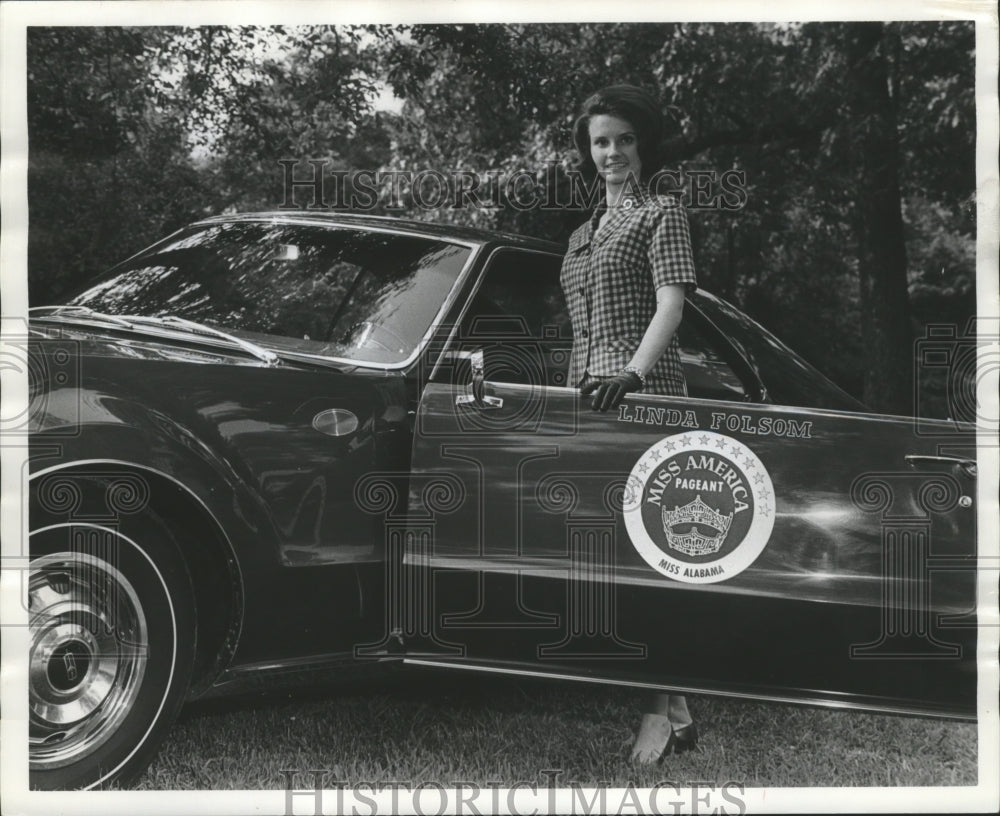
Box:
[64,221,473,364]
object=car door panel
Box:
[406,382,976,717]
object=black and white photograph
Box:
[1,1,997,813]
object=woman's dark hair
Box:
[572,85,664,182]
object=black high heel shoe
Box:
[663,723,699,756]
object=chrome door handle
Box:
[453,348,504,410]
[456,393,504,409]
[905,455,977,478]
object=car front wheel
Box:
[29,518,195,789]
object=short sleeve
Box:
[647,200,697,293]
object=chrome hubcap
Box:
[29,552,148,768]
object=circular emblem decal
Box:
[623,431,775,583]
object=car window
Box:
[676,319,749,401]
[459,249,573,387]
[459,248,752,400]
[66,222,472,364]
[695,292,867,411]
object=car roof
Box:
[196,211,566,254]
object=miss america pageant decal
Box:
[623,431,775,583]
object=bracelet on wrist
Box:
[621,366,646,390]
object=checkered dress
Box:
[559,193,698,395]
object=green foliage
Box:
[906,195,976,322]
[27,26,390,303]
[375,21,975,412]
[26,23,976,415]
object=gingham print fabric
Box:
[560,193,698,395]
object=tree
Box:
[841,22,913,415]
[374,22,975,414]
[26,23,975,416]
[26,26,390,302]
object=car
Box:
[25,211,978,789]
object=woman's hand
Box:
[581,369,643,411]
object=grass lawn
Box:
[134,667,977,790]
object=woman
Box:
[559,84,699,763]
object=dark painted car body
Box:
[27,212,978,789]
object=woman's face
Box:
[588,114,641,188]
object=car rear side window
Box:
[676,318,750,401]
[697,293,867,411]
[67,222,472,364]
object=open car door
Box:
[402,247,977,719]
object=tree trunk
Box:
[845,22,913,415]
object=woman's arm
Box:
[581,283,686,411]
[626,283,686,377]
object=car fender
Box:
[26,393,288,692]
